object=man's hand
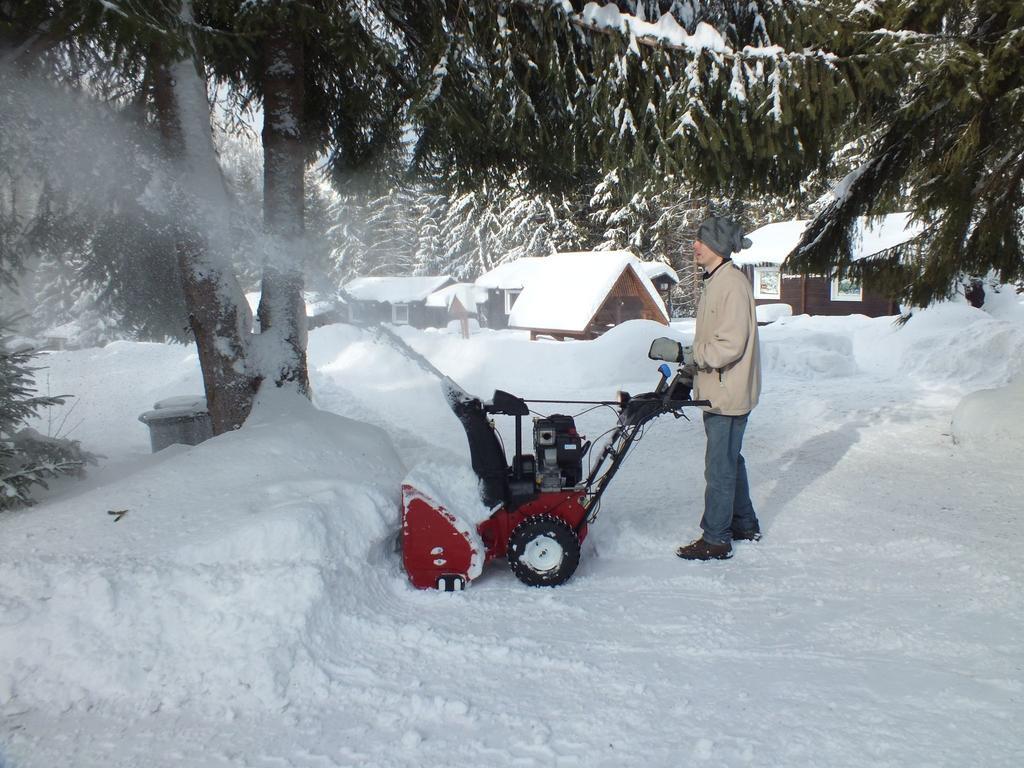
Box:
[682,345,697,368]
[678,362,697,387]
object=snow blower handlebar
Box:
[576,342,711,527]
[431,327,709,526]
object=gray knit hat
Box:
[696,216,752,259]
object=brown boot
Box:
[731,525,762,542]
[675,538,733,560]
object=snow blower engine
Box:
[401,336,710,590]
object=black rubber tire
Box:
[506,514,581,587]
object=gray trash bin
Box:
[138,395,213,452]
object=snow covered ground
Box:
[2,297,1023,767]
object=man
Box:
[676,216,762,561]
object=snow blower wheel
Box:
[507,515,581,587]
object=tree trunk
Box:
[175,233,261,432]
[151,44,261,434]
[257,22,309,394]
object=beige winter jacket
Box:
[692,260,761,416]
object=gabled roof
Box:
[425,283,488,310]
[508,251,667,333]
[475,257,546,290]
[638,260,680,284]
[343,275,453,303]
[735,213,924,267]
[245,291,347,317]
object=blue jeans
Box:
[700,412,758,545]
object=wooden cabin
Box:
[505,251,669,341]
[734,214,923,317]
[342,276,455,328]
[425,283,489,336]
[475,257,545,329]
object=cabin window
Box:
[831,276,863,302]
[392,303,410,324]
[753,267,781,300]
[504,289,521,314]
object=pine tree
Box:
[27,249,122,349]
[413,190,448,276]
[412,1,853,200]
[325,179,372,283]
[29,253,81,337]
[302,167,343,296]
[0,315,94,510]
[789,0,1024,306]
[0,14,193,344]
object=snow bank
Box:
[759,303,1024,391]
[0,388,406,715]
[951,377,1024,448]
[393,318,686,398]
[982,284,1024,325]
[760,317,863,378]
[5,300,1024,765]
[854,303,1024,388]
[755,302,793,324]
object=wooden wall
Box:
[743,267,898,318]
[483,290,509,329]
[348,300,449,329]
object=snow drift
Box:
[0,388,405,714]
[2,301,1023,768]
[951,376,1024,447]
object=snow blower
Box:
[397,333,709,590]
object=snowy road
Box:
[2,307,1023,767]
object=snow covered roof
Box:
[245,291,344,317]
[638,260,679,285]
[735,213,924,267]
[475,257,546,290]
[425,283,488,311]
[508,251,668,333]
[343,276,453,304]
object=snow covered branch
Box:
[517,0,841,65]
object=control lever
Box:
[654,363,672,395]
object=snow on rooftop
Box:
[475,257,546,290]
[735,213,924,267]
[638,260,679,284]
[245,291,339,318]
[425,282,488,311]
[508,251,667,333]
[856,212,926,258]
[343,276,453,304]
